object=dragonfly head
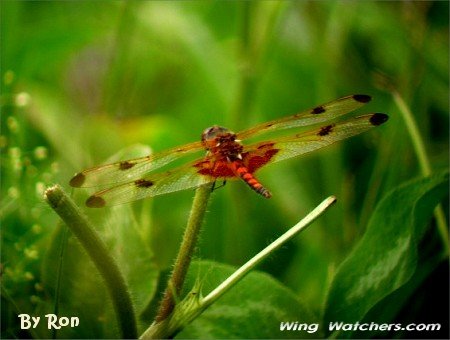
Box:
[201,125,232,141]
[201,125,237,151]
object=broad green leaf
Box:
[70,144,160,316]
[92,144,160,314]
[351,255,445,339]
[324,172,449,335]
[105,204,159,316]
[178,260,322,339]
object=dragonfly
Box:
[70,94,388,208]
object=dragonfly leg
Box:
[211,180,227,192]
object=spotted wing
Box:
[242,113,388,173]
[237,94,372,140]
[84,160,217,207]
[69,141,204,188]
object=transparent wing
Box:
[242,113,388,173]
[69,141,204,188]
[85,160,216,207]
[236,94,372,140]
[70,95,371,188]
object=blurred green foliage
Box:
[1,1,448,338]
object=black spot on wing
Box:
[369,113,389,126]
[86,195,106,208]
[318,124,334,136]
[70,173,85,187]
[353,94,371,103]
[119,161,135,170]
[135,179,154,188]
[311,106,326,114]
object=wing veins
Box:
[243,113,387,166]
[70,141,204,188]
[236,94,371,140]
[87,159,215,206]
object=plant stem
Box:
[44,185,137,339]
[392,91,431,176]
[140,196,336,339]
[202,196,337,308]
[393,91,449,255]
[154,183,213,322]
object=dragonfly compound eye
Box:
[201,125,232,142]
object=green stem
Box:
[393,91,431,176]
[392,91,449,255]
[44,185,137,339]
[202,196,337,308]
[154,183,213,323]
[141,196,336,339]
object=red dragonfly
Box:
[70,94,388,208]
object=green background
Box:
[1,1,448,339]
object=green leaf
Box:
[351,256,445,339]
[177,260,322,339]
[323,171,449,334]
[105,204,159,315]
[101,144,160,315]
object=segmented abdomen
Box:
[232,161,271,198]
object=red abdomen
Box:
[230,161,271,198]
